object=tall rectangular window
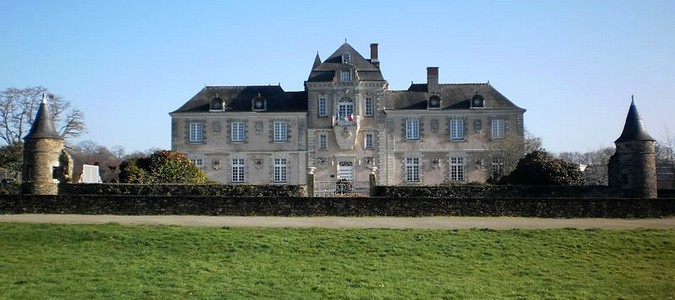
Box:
[406,119,420,140]
[491,157,503,178]
[318,134,327,150]
[189,123,203,143]
[274,158,287,183]
[231,122,245,142]
[190,158,203,169]
[318,97,327,117]
[365,97,374,116]
[491,119,505,139]
[231,158,245,183]
[341,70,350,81]
[364,133,374,149]
[450,157,465,182]
[450,119,464,140]
[405,157,420,182]
[274,121,287,142]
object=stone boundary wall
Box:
[58,183,307,197]
[373,185,614,198]
[0,195,672,218]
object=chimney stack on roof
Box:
[370,43,379,68]
[427,67,439,93]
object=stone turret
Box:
[22,94,66,195]
[608,98,657,198]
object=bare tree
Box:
[656,128,674,168]
[69,140,122,183]
[482,130,543,182]
[0,86,86,144]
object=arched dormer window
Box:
[471,94,485,109]
[342,52,351,64]
[210,95,224,112]
[252,93,267,112]
[428,95,441,109]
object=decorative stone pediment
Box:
[333,117,360,149]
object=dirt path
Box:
[1,214,674,229]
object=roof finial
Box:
[631,94,635,104]
[41,93,47,104]
[344,38,347,43]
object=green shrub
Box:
[119,150,207,184]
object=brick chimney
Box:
[370,43,379,68]
[427,67,439,93]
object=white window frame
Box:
[491,119,505,139]
[450,119,464,140]
[492,157,503,176]
[273,121,288,142]
[405,157,420,182]
[450,157,465,182]
[365,97,373,117]
[406,119,420,140]
[318,97,327,117]
[231,158,245,183]
[231,122,245,142]
[189,123,203,143]
[318,134,327,150]
[364,133,374,149]
[337,98,355,126]
[273,158,287,183]
[341,70,350,82]
[190,158,203,169]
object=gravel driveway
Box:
[1,214,674,229]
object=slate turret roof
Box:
[307,43,384,82]
[615,99,655,143]
[386,83,525,111]
[171,85,307,113]
[24,94,62,140]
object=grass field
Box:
[0,223,673,299]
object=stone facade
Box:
[170,43,526,189]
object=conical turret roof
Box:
[24,94,62,140]
[615,98,655,143]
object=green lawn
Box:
[0,223,673,299]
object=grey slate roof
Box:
[307,43,384,82]
[615,100,655,143]
[386,83,525,111]
[171,85,307,114]
[24,94,62,140]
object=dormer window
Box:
[252,93,267,111]
[342,52,351,64]
[341,70,351,82]
[428,95,441,109]
[210,95,224,112]
[471,94,485,108]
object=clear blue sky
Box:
[2,0,673,154]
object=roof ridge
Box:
[206,84,283,89]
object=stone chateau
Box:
[170,42,526,193]
[19,43,657,199]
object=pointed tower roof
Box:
[24,93,62,140]
[615,97,655,143]
[312,52,321,69]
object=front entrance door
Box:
[337,161,354,181]
[336,161,354,194]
